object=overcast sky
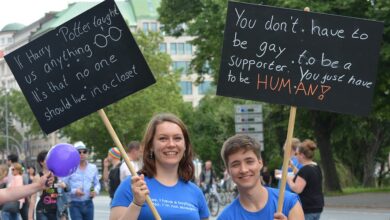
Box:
[0,0,98,30]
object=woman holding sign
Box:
[110,113,209,220]
[287,139,324,220]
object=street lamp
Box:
[4,88,9,155]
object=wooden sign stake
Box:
[98,109,161,220]
[277,7,309,214]
[277,106,297,213]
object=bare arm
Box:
[287,201,304,219]
[28,175,40,220]
[286,175,306,194]
[0,172,53,205]
[110,204,144,220]
[103,158,110,182]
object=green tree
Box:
[0,90,24,154]
[159,0,390,190]
[8,31,187,159]
[61,31,187,159]
[188,95,236,175]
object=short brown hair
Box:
[126,141,140,153]
[221,134,262,168]
[139,113,194,182]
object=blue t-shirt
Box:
[217,187,299,220]
[278,156,303,192]
[111,176,209,220]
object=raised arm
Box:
[0,172,53,205]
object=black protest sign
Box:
[217,1,384,116]
[5,0,156,134]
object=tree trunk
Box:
[311,111,342,192]
[362,123,383,187]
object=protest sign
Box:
[5,0,156,134]
[217,1,384,116]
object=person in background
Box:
[6,154,19,186]
[2,163,24,220]
[287,139,324,220]
[103,147,122,199]
[29,150,70,220]
[275,138,303,192]
[0,164,9,188]
[218,134,304,220]
[63,142,100,220]
[110,113,209,220]
[26,166,36,184]
[199,160,215,194]
[0,173,54,205]
[119,141,141,182]
[260,165,272,187]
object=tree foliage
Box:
[8,31,187,159]
[0,89,24,153]
[60,31,187,159]
[159,0,390,190]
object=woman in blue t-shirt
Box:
[110,113,209,220]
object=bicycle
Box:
[204,183,221,217]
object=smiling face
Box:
[227,149,263,191]
[152,121,186,169]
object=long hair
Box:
[139,113,194,182]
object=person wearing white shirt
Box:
[120,141,141,181]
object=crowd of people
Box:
[0,112,324,220]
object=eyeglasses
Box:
[78,150,88,154]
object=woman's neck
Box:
[301,158,315,166]
[155,164,179,186]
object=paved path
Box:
[94,192,390,219]
[325,192,390,210]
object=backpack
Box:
[108,163,121,198]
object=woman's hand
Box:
[131,174,149,206]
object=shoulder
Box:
[298,164,319,176]
[268,186,297,199]
[15,175,23,181]
[178,180,203,193]
[218,199,240,220]
[266,187,298,205]
[111,177,132,207]
[88,163,98,169]
[267,187,280,198]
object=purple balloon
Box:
[46,143,80,177]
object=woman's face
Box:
[28,167,35,175]
[152,121,186,169]
[12,168,19,176]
